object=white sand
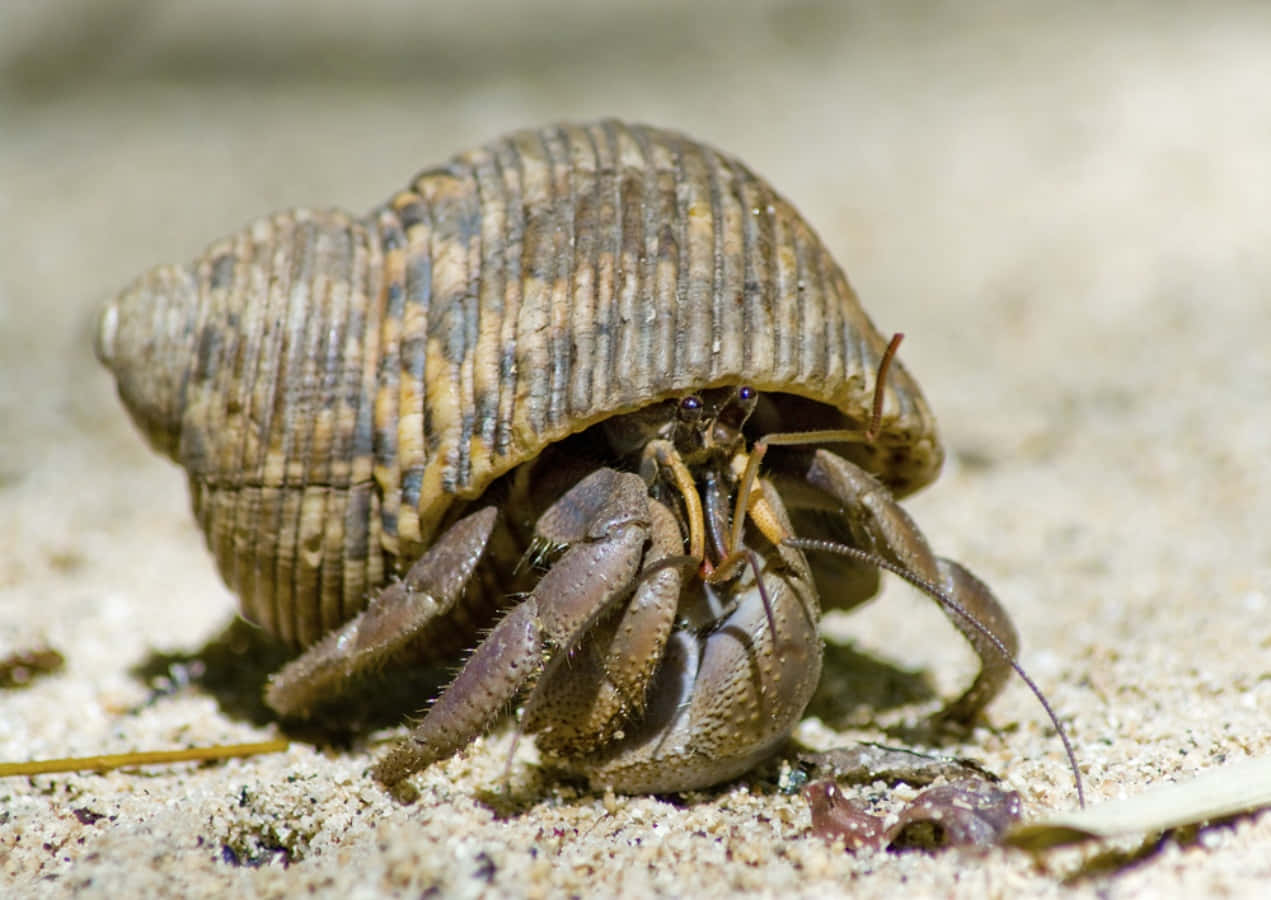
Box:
[3,2,1269,896]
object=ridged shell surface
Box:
[98,120,941,646]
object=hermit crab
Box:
[96,120,1068,795]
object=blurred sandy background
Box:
[2,1,1269,896]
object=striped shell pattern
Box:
[97,120,941,648]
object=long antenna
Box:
[784,536,1085,808]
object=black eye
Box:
[737,386,756,402]
[678,395,704,421]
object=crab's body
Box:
[97,121,1015,793]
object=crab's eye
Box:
[678,394,704,421]
[734,385,758,417]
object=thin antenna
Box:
[867,332,904,442]
[783,536,1085,808]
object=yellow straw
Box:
[0,739,289,776]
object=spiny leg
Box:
[265,506,499,718]
[797,447,1019,723]
[930,559,1016,724]
[525,498,685,757]
[372,468,654,786]
[782,527,1086,806]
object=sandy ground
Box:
[2,2,1270,896]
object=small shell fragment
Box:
[806,777,1022,852]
